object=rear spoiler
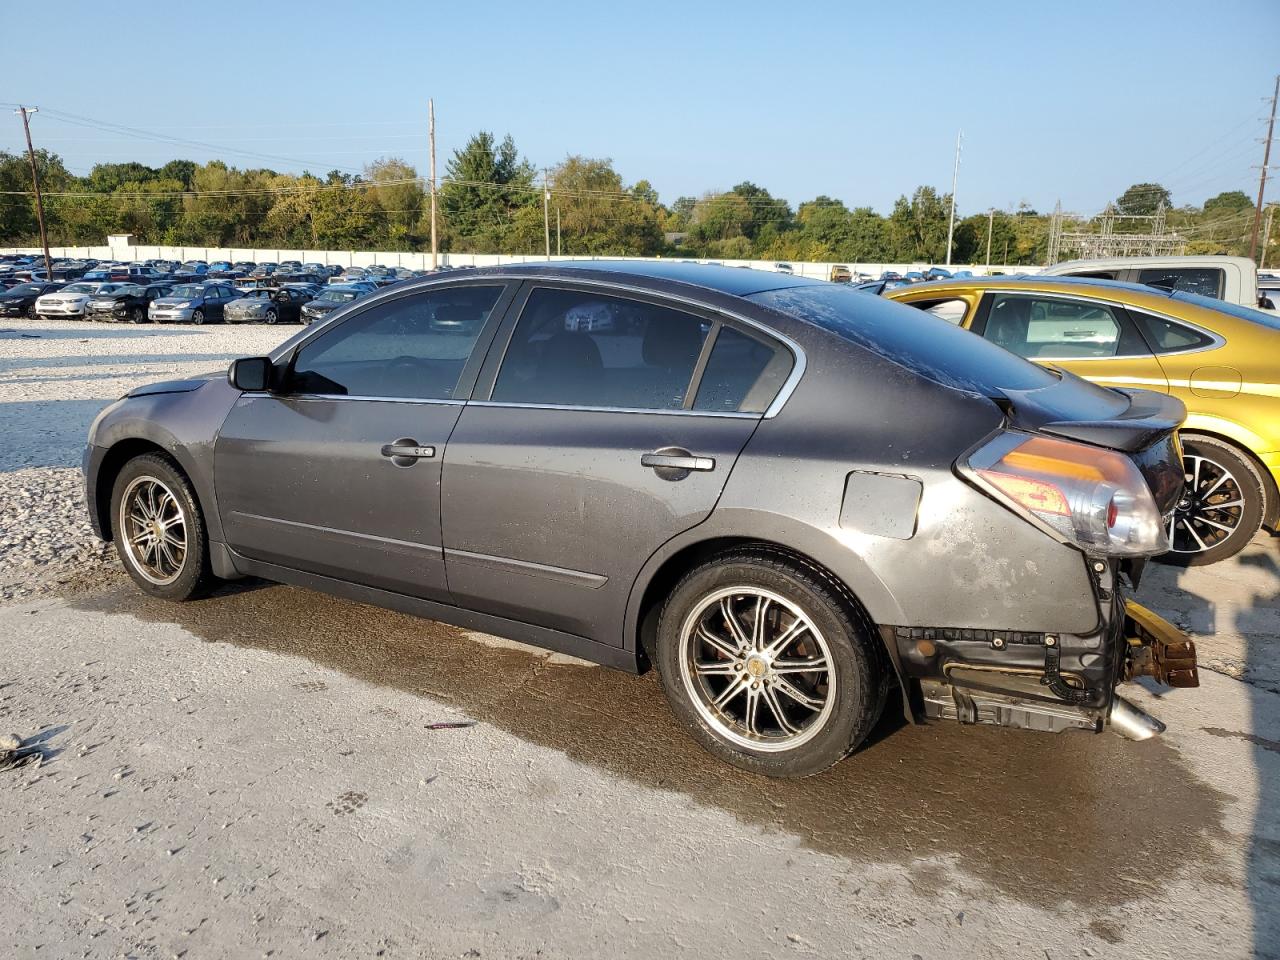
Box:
[998,381,1186,454]
[1039,389,1186,452]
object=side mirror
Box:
[228,356,273,392]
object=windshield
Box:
[170,285,204,298]
[1170,291,1280,332]
[748,284,1058,396]
[97,284,125,294]
[6,283,44,295]
[319,290,358,303]
[63,283,98,294]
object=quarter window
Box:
[290,285,504,400]
[693,325,792,414]
[492,288,711,410]
[1127,309,1216,354]
[980,294,1148,359]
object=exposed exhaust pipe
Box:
[1109,695,1166,741]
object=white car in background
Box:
[35,281,106,318]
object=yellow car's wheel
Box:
[1161,436,1265,566]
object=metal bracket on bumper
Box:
[1122,600,1199,688]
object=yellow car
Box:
[885,276,1280,565]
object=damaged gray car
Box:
[82,262,1198,777]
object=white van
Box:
[1038,255,1273,311]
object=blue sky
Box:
[3,0,1278,217]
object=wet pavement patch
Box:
[75,579,1233,911]
[1202,726,1280,755]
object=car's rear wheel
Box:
[111,453,215,601]
[1161,435,1265,566]
[656,548,884,777]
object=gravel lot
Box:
[1,317,1277,958]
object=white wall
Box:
[0,243,1036,278]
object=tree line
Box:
[0,131,1263,264]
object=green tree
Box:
[547,155,663,256]
[1116,182,1172,216]
[438,131,537,251]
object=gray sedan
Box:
[82,262,1193,776]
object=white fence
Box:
[0,243,1036,279]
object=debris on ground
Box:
[424,721,477,730]
[0,732,43,773]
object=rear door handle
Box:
[381,439,435,465]
[641,448,715,481]
[641,453,715,471]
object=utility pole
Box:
[1263,203,1277,270]
[15,106,53,282]
[1249,74,1279,262]
[542,169,551,261]
[984,208,994,271]
[945,129,962,268]
[556,206,561,256]
[428,98,438,270]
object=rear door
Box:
[213,281,516,600]
[971,290,1170,393]
[440,283,796,647]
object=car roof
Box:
[1042,254,1256,271]
[893,274,1181,298]
[428,260,820,297]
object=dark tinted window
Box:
[290,285,503,400]
[1137,267,1224,298]
[1127,309,1217,353]
[750,284,1057,395]
[693,325,792,413]
[980,293,1148,359]
[492,288,709,410]
[1064,270,1119,280]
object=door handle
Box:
[381,439,435,466]
[641,452,715,471]
[641,448,715,481]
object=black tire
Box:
[110,453,216,601]
[1159,435,1266,567]
[26,305,37,320]
[191,308,205,325]
[263,307,278,325]
[655,547,884,778]
[130,306,144,323]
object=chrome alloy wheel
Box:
[1169,454,1245,555]
[118,476,188,585]
[678,587,836,753]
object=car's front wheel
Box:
[111,453,215,600]
[1162,435,1265,566]
[190,308,205,325]
[263,307,278,325]
[656,548,884,777]
[130,306,144,323]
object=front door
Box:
[213,282,514,601]
[970,290,1170,393]
[441,284,796,646]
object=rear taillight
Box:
[962,432,1170,557]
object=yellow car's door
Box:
[970,291,1170,393]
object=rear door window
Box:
[491,288,711,410]
[1136,267,1224,299]
[976,293,1149,359]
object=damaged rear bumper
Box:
[885,571,1198,738]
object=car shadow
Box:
[73,576,1235,925]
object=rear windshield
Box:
[749,284,1058,396]
[1170,291,1280,331]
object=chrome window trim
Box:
[466,400,759,420]
[239,392,464,406]
[976,287,1226,361]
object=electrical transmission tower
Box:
[1046,202,1186,264]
